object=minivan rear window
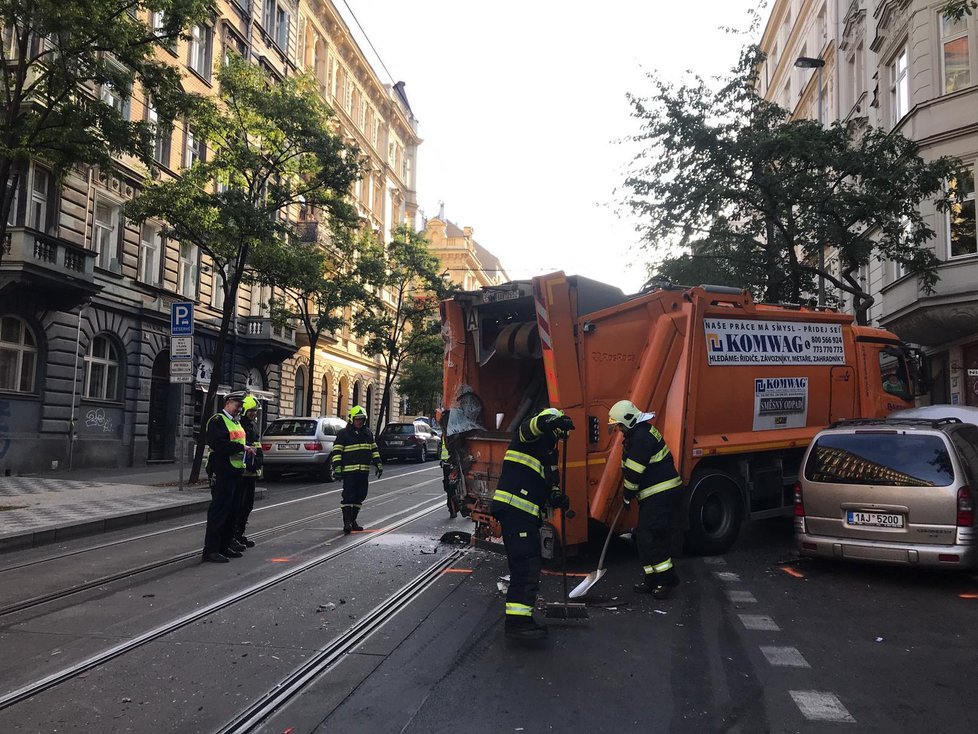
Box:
[267,420,318,437]
[806,433,954,487]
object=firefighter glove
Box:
[375,466,383,479]
[549,491,570,511]
[551,415,575,434]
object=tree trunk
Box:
[304,332,319,416]
[375,372,395,435]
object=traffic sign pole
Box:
[178,384,185,492]
[170,302,194,492]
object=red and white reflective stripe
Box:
[535,295,553,350]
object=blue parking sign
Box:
[171,302,194,336]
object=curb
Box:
[0,488,266,553]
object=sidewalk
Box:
[0,464,263,552]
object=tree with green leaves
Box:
[622,45,959,325]
[0,0,212,254]
[128,54,362,481]
[251,228,385,417]
[395,326,443,418]
[942,0,977,21]
[354,225,451,434]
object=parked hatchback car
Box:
[377,421,441,462]
[795,416,978,569]
[261,416,348,481]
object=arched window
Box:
[320,374,329,415]
[84,334,120,401]
[293,366,306,415]
[0,315,37,393]
[352,380,361,410]
[365,385,373,421]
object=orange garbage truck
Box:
[440,271,922,554]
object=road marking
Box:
[714,571,740,583]
[727,590,757,603]
[738,614,780,631]
[959,593,978,599]
[703,556,727,565]
[760,646,810,667]
[789,691,855,722]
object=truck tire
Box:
[684,471,744,555]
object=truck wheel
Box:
[685,472,744,555]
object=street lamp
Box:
[795,55,827,306]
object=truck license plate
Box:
[847,511,904,528]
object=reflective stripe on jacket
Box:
[621,421,682,501]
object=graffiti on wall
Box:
[85,407,114,433]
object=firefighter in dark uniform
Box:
[491,407,575,641]
[438,409,459,518]
[331,405,382,534]
[232,394,263,548]
[609,399,683,599]
[202,392,254,563]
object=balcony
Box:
[0,227,101,308]
[295,220,318,243]
[879,256,978,346]
[241,316,297,362]
[294,326,337,350]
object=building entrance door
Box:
[964,343,978,408]
[148,352,177,460]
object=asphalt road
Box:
[0,468,974,733]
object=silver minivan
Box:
[261,416,348,481]
[795,416,978,569]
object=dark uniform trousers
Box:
[635,486,681,583]
[234,475,257,538]
[499,510,543,615]
[341,472,370,510]
[204,471,240,554]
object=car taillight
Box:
[261,443,271,451]
[304,442,324,451]
[957,486,974,527]
[793,483,805,517]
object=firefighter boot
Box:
[504,616,548,642]
[342,507,353,535]
[350,507,363,532]
[652,568,681,600]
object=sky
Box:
[340,1,762,293]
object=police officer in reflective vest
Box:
[331,405,382,534]
[232,394,263,548]
[202,392,255,563]
[491,407,575,641]
[608,399,683,598]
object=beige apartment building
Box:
[424,208,509,291]
[0,0,420,473]
[758,0,978,407]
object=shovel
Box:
[568,501,625,600]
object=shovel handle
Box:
[596,501,625,571]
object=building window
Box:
[83,334,120,401]
[949,165,977,258]
[320,374,329,414]
[92,199,121,270]
[0,315,36,393]
[100,66,130,119]
[146,102,172,167]
[28,165,55,233]
[188,24,213,80]
[941,13,971,94]
[890,46,909,125]
[250,282,270,316]
[211,262,229,309]
[184,127,206,168]
[138,222,163,285]
[293,366,306,413]
[263,0,290,51]
[178,241,199,297]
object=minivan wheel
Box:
[317,465,333,483]
[684,471,744,555]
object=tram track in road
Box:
[0,465,439,575]
[218,547,467,734]
[0,497,448,712]
[0,469,441,619]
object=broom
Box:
[545,435,588,620]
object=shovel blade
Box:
[568,569,606,599]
